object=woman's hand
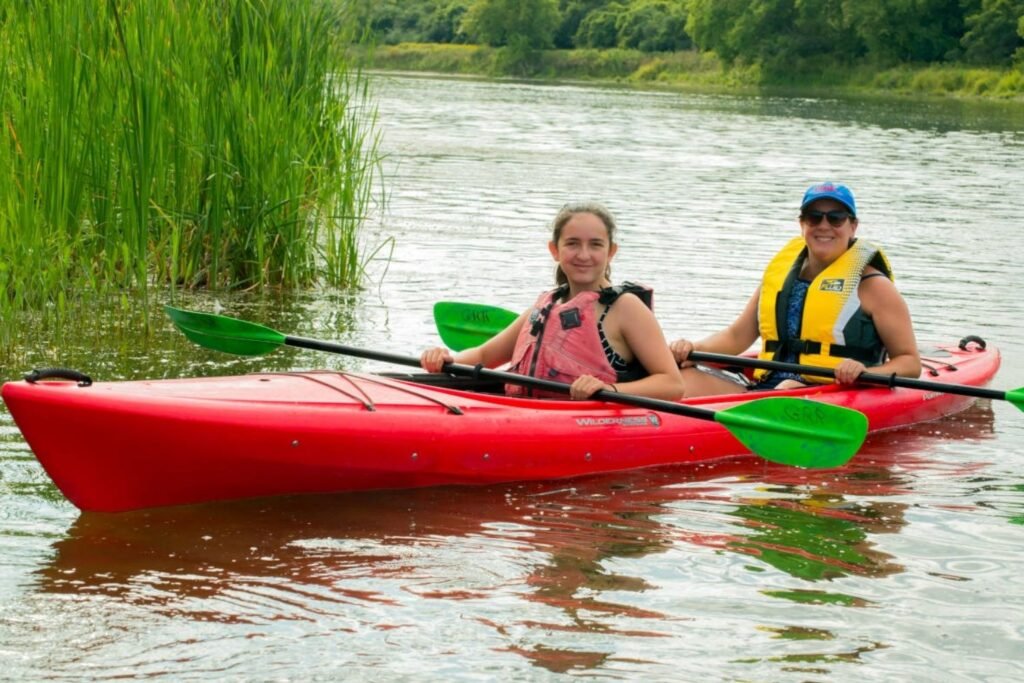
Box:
[834,359,866,384]
[569,375,615,400]
[668,338,696,368]
[420,347,454,373]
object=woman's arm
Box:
[669,289,761,364]
[848,275,920,381]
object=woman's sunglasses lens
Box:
[825,211,850,227]
[801,210,850,227]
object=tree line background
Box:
[359,0,1024,73]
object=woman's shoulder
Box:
[860,264,892,279]
[858,266,904,306]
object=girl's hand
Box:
[569,374,615,400]
[420,347,454,373]
[669,339,696,367]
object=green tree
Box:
[358,0,428,44]
[960,0,1024,64]
[844,0,967,63]
[576,3,624,48]
[423,1,473,42]
[686,0,843,67]
[555,0,614,48]
[615,0,690,51]
[685,0,813,66]
[727,0,799,65]
[792,0,863,63]
[1020,13,1024,60]
[461,0,561,48]
[460,0,561,74]
[685,0,747,63]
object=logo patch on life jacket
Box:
[559,308,582,329]
[819,278,845,292]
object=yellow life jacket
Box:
[756,236,894,384]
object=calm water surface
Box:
[2,74,1023,680]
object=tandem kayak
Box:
[1,340,1001,512]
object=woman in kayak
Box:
[420,202,685,401]
[670,182,921,397]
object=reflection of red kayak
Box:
[32,403,998,621]
[39,403,997,603]
[1,341,1000,512]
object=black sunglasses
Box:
[801,210,853,228]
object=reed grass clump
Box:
[0,0,380,343]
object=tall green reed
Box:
[0,0,380,354]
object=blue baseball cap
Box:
[800,182,856,216]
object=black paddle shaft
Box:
[285,335,720,421]
[689,351,1007,401]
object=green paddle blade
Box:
[715,397,868,469]
[164,306,286,356]
[1007,387,1024,412]
[433,301,518,350]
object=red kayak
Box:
[1,341,1001,512]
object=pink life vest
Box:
[505,283,653,398]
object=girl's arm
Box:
[603,295,685,401]
[421,310,528,372]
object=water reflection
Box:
[729,495,906,584]
[732,90,1024,134]
[33,402,996,674]
[0,289,381,385]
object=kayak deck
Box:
[1,341,1001,512]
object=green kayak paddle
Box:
[166,305,867,469]
[433,300,1023,411]
[433,301,519,351]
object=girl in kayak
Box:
[670,182,921,397]
[420,202,685,401]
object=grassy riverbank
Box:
[370,43,1024,100]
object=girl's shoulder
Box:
[606,291,656,322]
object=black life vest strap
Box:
[765,339,881,365]
[598,281,653,309]
[530,284,569,337]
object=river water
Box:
[2,73,1023,680]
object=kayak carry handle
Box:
[958,335,986,351]
[24,368,93,387]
